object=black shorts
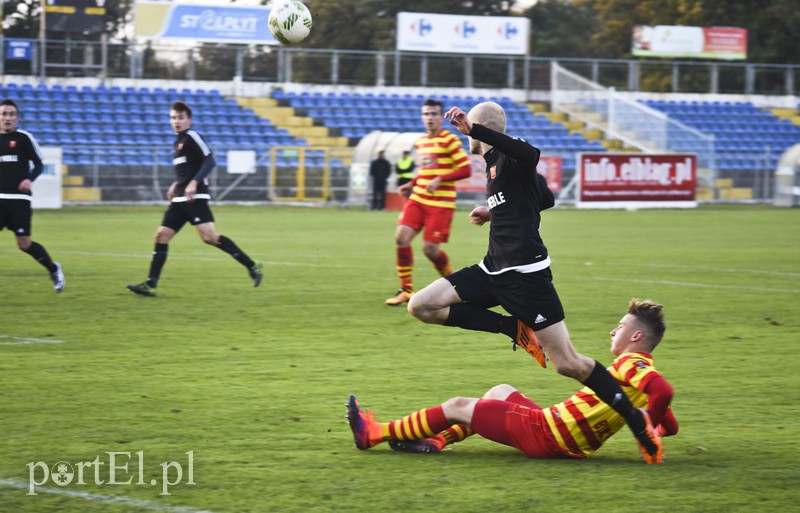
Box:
[445,264,565,330]
[0,198,32,236]
[161,200,215,232]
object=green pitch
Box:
[0,204,798,512]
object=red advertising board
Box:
[702,27,747,56]
[577,153,697,208]
[457,155,562,193]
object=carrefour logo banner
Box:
[134,1,276,44]
[397,12,529,55]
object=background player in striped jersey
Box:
[127,101,263,297]
[407,101,663,461]
[385,99,472,306]
[348,299,677,463]
[0,99,65,292]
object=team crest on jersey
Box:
[635,361,649,370]
[9,141,16,148]
[489,165,497,179]
[177,143,184,151]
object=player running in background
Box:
[348,299,677,463]
[0,99,65,293]
[127,101,262,297]
[406,101,663,461]
[385,99,472,306]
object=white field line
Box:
[585,275,800,294]
[642,262,800,278]
[0,335,66,345]
[0,478,214,513]
[55,250,356,268]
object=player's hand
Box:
[184,180,198,201]
[17,178,32,193]
[425,176,442,193]
[444,106,473,135]
[397,181,412,197]
[469,206,490,225]
[166,182,177,201]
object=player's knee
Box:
[483,384,515,400]
[552,360,584,380]
[422,245,438,260]
[442,396,472,411]
[406,295,423,318]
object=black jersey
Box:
[172,129,214,201]
[0,129,44,198]
[471,123,555,274]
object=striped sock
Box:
[396,246,413,292]
[379,405,450,441]
[432,249,451,276]
[440,424,474,446]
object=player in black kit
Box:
[407,101,663,464]
[127,101,262,297]
[0,99,65,293]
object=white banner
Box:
[32,147,63,209]
[397,12,529,55]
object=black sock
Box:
[499,316,518,339]
[147,243,168,288]
[217,235,255,269]
[444,303,504,333]
[582,360,646,434]
[23,241,57,273]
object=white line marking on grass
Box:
[0,478,214,513]
[643,263,800,278]
[588,276,800,294]
[57,250,355,268]
[0,335,66,345]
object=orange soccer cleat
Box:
[346,395,383,450]
[635,408,664,464]
[513,320,547,368]
[385,289,413,306]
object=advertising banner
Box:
[6,39,34,61]
[32,147,63,209]
[45,0,107,34]
[632,25,747,60]
[577,153,697,209]
[457,155,562,193]
[397,12,529,55]
[134,1,276,44]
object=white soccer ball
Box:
[268,1,312,45]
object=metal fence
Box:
[67,146,352,205]
[2,37,799,97]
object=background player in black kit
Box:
[127,101,262,297]
[0,99,65,293]
[407,101,663,464]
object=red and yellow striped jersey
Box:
[409,129,471,209]
[542,352,662,457]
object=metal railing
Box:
[2,37,799,97]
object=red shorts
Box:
[398,200,454,244]
[471,399,574,459]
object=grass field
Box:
[1,203,798,513]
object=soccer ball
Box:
[268,1,312,45]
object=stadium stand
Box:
[0,82,341,169]
[272,90,606,172]
[643,100,800,171]
[6,81,797,202]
